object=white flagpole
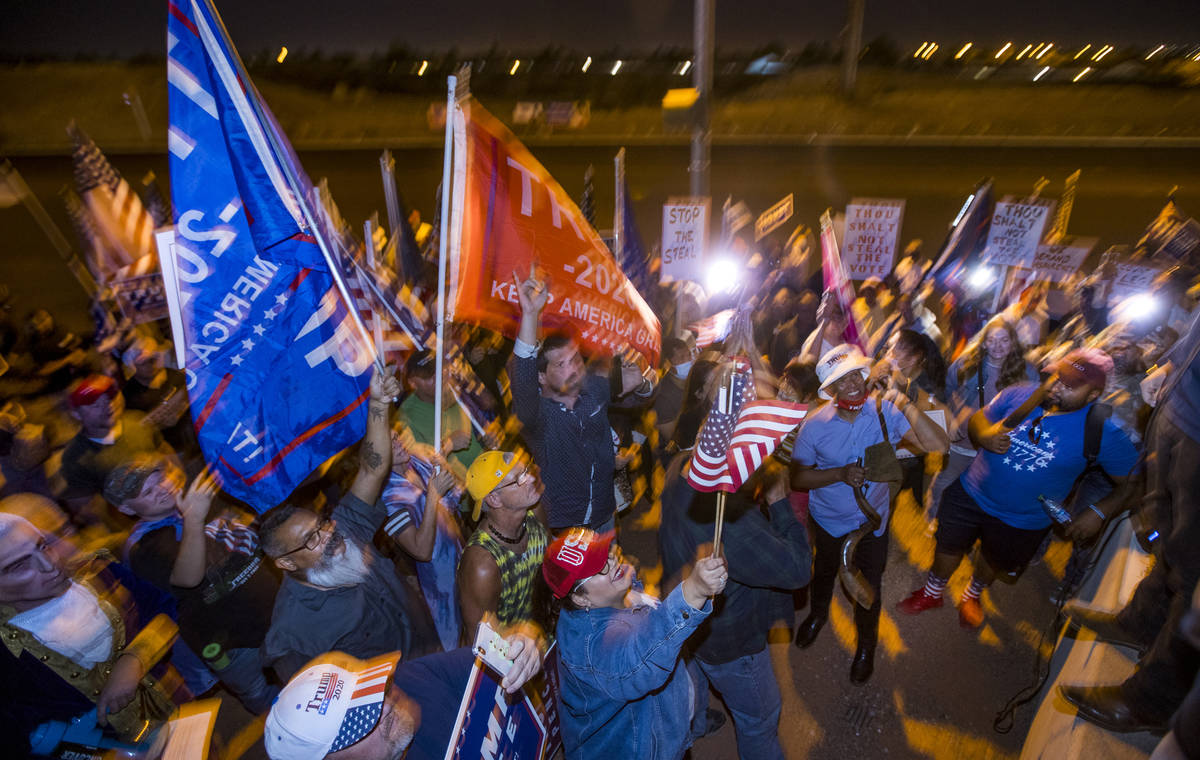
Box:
[613,148,625,259]
[364,219,385,357]
[379,150,402,273]
[201,0,382,372]
[433,75,458,454]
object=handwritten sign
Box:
[1031,235,1097,282]
[1112,262,1162,298]
[754,194,794,241]
[842,198,905,280]
[661,198,710,284]
[982,200,1054,268]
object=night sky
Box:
[3,0,1198,58]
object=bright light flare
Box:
[276,46,288,63]
[955,42,973,60]
[1074,67,1093,82]
[705,258,742,295]
[509,59,520,75]
[610,60,623,75]
[1036,43,1054,60]
[1033,66,1051,82]
[680,60,692,75]
[1145,45,1165,61]
[1074,44,1092,60]
[966,265,997,293]
[417,60,428,76]
[582,56,592,73]
[995,42,1012,59]
[1116,293,1161,322]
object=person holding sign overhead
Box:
[510,264,656,533]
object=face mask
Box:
[673,361,693,378]
[835,397,865,412]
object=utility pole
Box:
[690,0,714,198]
[841,0,865,97]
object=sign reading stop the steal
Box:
[661,198,710,284]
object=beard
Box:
[305,531,370,588]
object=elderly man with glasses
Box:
[456,451,550,641]
[257,366,441,682]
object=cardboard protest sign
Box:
[661,198,710,286]
[1031,235,1098,282]
[983,199,1055,268]
[449,98,661,364]
[446,657,548,760]
[1112,261,1162,299]
[842,198,905,280]
[724,200,752,236]
[754,194,794,241]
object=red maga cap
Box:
[542,528,614,599]
[67,375,119,408]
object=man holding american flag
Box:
[790,344,948,685]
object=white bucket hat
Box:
[816,344,872,400]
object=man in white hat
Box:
[790,343,948,684]
[264,635,542,760]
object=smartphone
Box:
[472,620,513,678]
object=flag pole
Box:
[364,219,386,357]
[379,150,403,273]
[613,148,625,260]
[711,366,733,558]
[433,73,459,455]
[200,0,382,372]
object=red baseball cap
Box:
[1053,348,1110,390]
[542,528,614,599]
[67,375,119,408]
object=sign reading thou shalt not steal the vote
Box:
[842,198,905,280]
[982,199,1055,268]
[661,198,710,285]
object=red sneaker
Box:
[959,596,984,629]
[897,588,944,615]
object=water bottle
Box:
[1039,494,1072,526]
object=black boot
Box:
[850,642,876,685]
[794,614,827,649]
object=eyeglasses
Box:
[1028,414,1045,445]
[496,468,533,491]
[279,516,331,557]
[569,549,621,596]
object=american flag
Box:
[688,308,736,349]
[686,359,808,492]
[69,124,158,283]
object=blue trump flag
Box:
[926,178,995,291]
[166,0,372,511]
[617,171,652,299]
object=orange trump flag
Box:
[448,97,661,365]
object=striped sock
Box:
[963,578,986,602]
[923,574,948,600]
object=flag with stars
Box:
[686,358,807,492]
[165,0,373,511]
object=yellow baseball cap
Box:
[465,450,519,520]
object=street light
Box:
[922,42,938,60]
[509,59,520,75]
[610,60,622,75]
[1073,67,1092,82]
[1033,66,1051,82]
[582,56,592,73]
[417,60,428,76]
[1015,43,1033,60]
[1036,43,1054,60]
[679,60,692,75]
[995,42,1012,59]
[955,42,973,60]
[1074,44,1091,60]
[276,46,288,63]
[1145,45,1165,61]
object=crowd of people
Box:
[1,227,1199,760]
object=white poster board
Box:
[1031,235,1098,282]
[842,198,905,280]
[661,198,710,283]
[1112,262,1162,298]
[982,200,1055,268]
[754,193,794,241]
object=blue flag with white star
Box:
[165,0,371,511]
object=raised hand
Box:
[179,467,219,525]
[512,262,550,315]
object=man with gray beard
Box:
[259,367,440,682]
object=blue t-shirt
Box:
[962,383,1140,529]
[793,398,910,537]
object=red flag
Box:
[819,210,865,351]
[448,97,660,365]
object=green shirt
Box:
[397,395,483,473]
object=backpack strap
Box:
[1083,402,1112,468]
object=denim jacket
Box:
[555,583,711,760]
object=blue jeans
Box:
[214,647,279,715]
[694,649,785,760]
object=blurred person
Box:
[397,348,482,479]
[263,632,543,760]
[1003,286,1049,349]
[119,334,197,463]
[894,239,927,295]
[652,336,695,446]
[768,289,819,374]
[510,265,655,533]
[381,426,464,652]
[791,344,948,683]
[59,374,178,525]
[927,316,1039,521]
[104,455,281,714]
[258,366,440,682]
[899,349,1138,630]
[1146,582,1200,760]
[870,292,943,356]
[799,292,848,363]
[457,451,549,638]
[852,278,888,343]
[660,445,812,759]
[545,527,728,760]
[0,511,188,755]
[0,417,54,500]
[21,308,88,392]
[1059,312,1200,732]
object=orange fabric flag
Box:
[449,97,660,365]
